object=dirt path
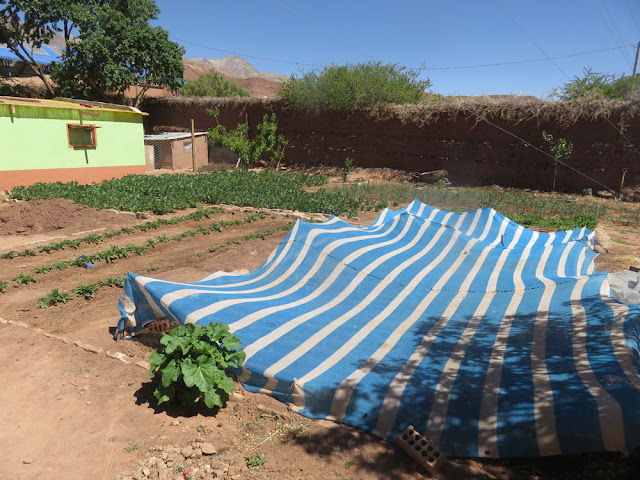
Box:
[1,198,639,480]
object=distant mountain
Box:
[187,55,288,83]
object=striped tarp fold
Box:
[117,200,640,458]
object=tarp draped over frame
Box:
[117,200,640,458]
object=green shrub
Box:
[37,288,73,308]
[14,273,36,284]
[0,281,7,293]
[208,111,288,169]
[148,323,245,409]
[73,282,100,299]
[98,275,128,288]
[551,68,640,101]
[278,61,431,110]
[181,70,249,97]
[342,157,354,182]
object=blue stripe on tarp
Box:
[117,200,640,458]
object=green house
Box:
[0,96,147,191]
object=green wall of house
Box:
[0,103,145,171]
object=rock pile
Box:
[115,440,248,480]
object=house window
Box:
[67,123,98,149]
[183,141,192,154]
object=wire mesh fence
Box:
[144,129,237,173]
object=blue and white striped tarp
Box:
[117,200,640,458]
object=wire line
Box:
[422,45,635,71]
[461,106,618,194]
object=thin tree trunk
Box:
[10,45,56,96]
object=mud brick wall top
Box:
[141,97,640,193]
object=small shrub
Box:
[123,441,138,453]
[342,157,354,182]
[14,273,37,284]
[542,131,573,193]
[98,275,127,288]
[551,67,640,101]
[0,281,8,293]
[246,452,267,468]
[148,323,245,409]
[73,282,100,299]
[37,288,73,308]
[208,112,288,169]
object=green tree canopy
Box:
[551,68,640,101]
[278,61,431,110]
[0,0,184,104]
[0,0,62,95]
[181,69,249,97]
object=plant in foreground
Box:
[148,323,245,409]
[0,281,7,293]
[37,288,73,308]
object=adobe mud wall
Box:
[141,98,640,193]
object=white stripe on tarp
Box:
[229,213,420,335]
[477,232,542,457]
[531,239,562,456]
[251,214,454,390]
[599,281,640,392]
[570,277,626,454]
[420,227,529,447]
[323,219,511,423]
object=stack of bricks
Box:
[395,425,446,474]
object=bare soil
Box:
[1,188,639,480]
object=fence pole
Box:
[191,118,196,173]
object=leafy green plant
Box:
[37,288,73,308]
[148,323,245,409]
[7,171,344,215]
[342,157,354,182]
[98,275,127,288]
[73,282,100,299]
[208,112,288,169]
[123,441,138,454]
[14,273,36,284]
[542,131,573,193]
[246,452,267,468]
[0,281,7,293]
[279,61,431,110]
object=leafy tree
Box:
[551,68,640,101]
[0,0,184,103]
[208,109,288,169]
[182,69,249,97]
[278,61,431,110]
[51,0,184,104]
[0,0,61,95]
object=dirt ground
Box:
[1,180,640,480]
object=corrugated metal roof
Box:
[144,132,209,141]
[0,96,146,115]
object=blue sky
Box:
[154,0,640,99]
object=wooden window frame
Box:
[67,123,99,149]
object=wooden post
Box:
[191,118,196,173]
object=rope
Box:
[461,105,619,195]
